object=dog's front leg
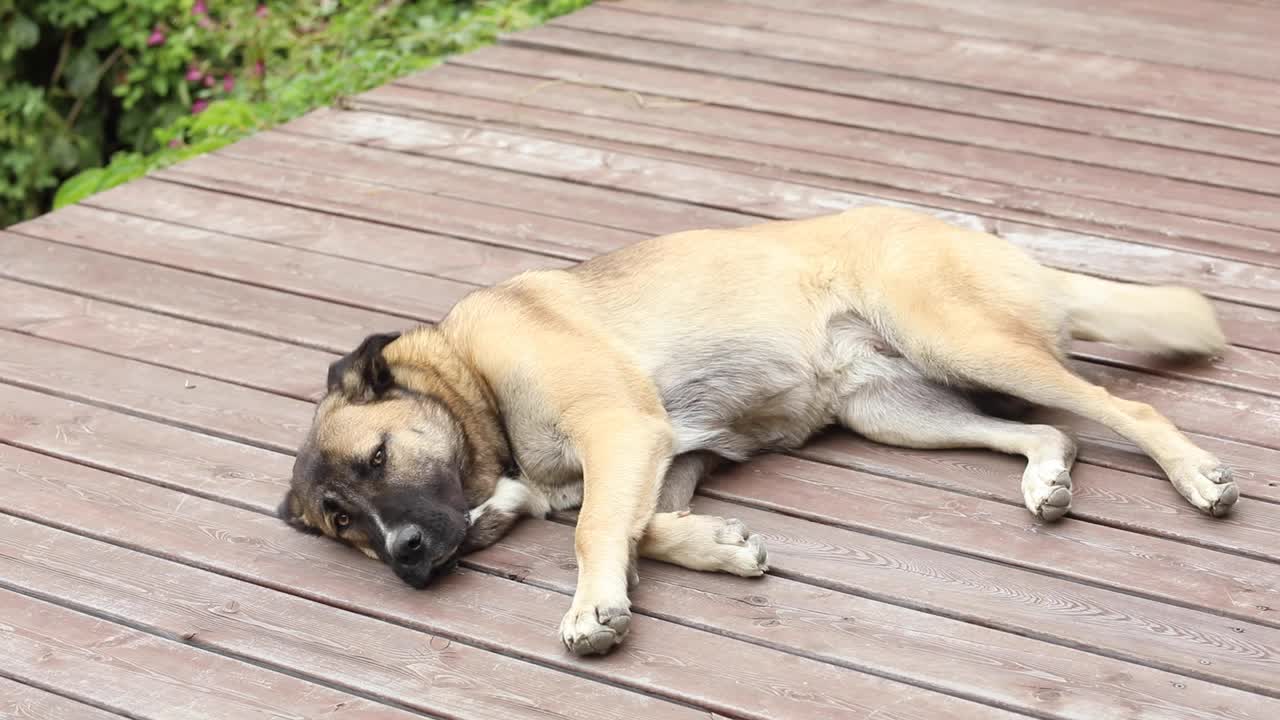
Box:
[559,411,672,656]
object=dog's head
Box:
[280,330,502,588]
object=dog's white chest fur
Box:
[656,312,892,460]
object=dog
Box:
[279,206,1237,656]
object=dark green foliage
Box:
[1,0,592,227]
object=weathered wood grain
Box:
[0,677,125,720]
[3,383,1278,696]
[0,278,330,401]
[569,1,1280,133]
[471,518,1280,719]
[699,454,1280,626]
[0,445,1027,720]
[386,68,1280,262]
[12,205,476,322]
[360,82,1280,269]
[89,178,574,287]
[0,588,425,720]
[153,154,645,259]
[725,0,1280,78]
[293,103,1280,320]
[505,24,1280,163]
[0,514,705,720]
[0,232,401,353]
[452,43,1280,197]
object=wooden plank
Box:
[688,493,1280,697]
[286,104,1280,316]
[0,278,330,401]
[0,329,309,453]
[0,588,423,720]
[0,232,403,353]
[13,205,475,323]
[698,455,1280,628]
[453,43,1280,196]
[969,0,1280,46]
[1066,362,1280,451]
[571,1,1280,134]
[800,428,1280,520]
[726,0,1280,79]
[0,383,289,511]
[393,64,1280,241]
[509,24,1280,164]
[214,131,752,238]
[4,413,1273,720]
[360,82,1280,268]
[269,105,1280,318]
[0,677,124,720]
[0,514,705,720]
[470,518,1280,720]
[90,178,574,288]
[262,105,1280,302]
[5,393,1279,699]
[265,109,1280,383]
[354,83,1280,272]
[153,155,646,260]
[0,445,1029,720]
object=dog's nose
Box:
[389,525,426,566]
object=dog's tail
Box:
[1053,270,1226,358]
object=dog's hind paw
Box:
[1171,461,1240,517]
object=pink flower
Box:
[192,0,208,14]
[192,99,209,114]
[168,138,184,148]
[146,28,165,47]
[199,16,215,29]
[222,74,234,92]
[185,65,202,82]
[256,5,269,18]
[203,75,215,87]
[253,59,265,77]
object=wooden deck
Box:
[2,1,1279,717]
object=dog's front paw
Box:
[559,600,631,656]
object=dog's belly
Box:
[657,313,890,460]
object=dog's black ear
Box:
[327,332,401,400]
[278,488,319,535]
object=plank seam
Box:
[0,504,750,720]
[0,580,445,720]
[699,487,1280,631]
[580,4,1280,138]
[3,432,1275,702]
[0,669,139,720]
[450,49,1280,199]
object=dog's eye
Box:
[370,446,385,467]
[334,513,351,529]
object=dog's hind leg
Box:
[639,511,769,576]
[655,451,721,513]
[885,314,1238,517]
[840,372,1079,520]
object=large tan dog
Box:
[280,207,1237,656]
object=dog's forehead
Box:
[312,394,462,461]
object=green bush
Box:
[1,0,592,227]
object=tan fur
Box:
[285,206,1236,657]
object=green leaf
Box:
[65,47,100,98]
[9,14,39,50]
[53,167,107,208]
